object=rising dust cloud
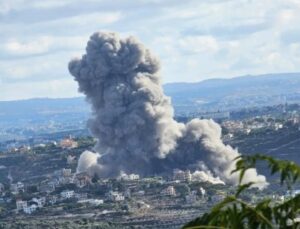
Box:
[69,32,267,189]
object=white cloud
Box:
[1,0,300,100]
[26,11,123,31]
[0,0,77,14]
[178,36,219,54]
[51,11,122,26]
[0,51,75,83]
[30,0,73,9]
[1,35,87,58]
[4,37,51,56]
[0,0,24,15]
[0,78,79,101]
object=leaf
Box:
[236,182,254,197]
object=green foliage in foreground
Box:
[183,154,300,229]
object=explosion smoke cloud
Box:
[76,150,101,177]
[70,32,267,188]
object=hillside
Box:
[164,72,300,112]
[0,73,299,119]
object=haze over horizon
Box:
[0,71,299,102]
[1,0,300,100]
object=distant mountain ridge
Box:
[0,72,300,116]
[0,97,88,116]
[164,72,300,112]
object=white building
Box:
[136,190,145,196]
[23,204,37,214]
[173,169,191,182]
[60,137,78,149]
[31,197,46,208]
[59,176,74,185]
[16,198,39,214]
[16,199,27,211]
[11,182,25,194]
[75,172,90,188]
[63,168,72,177]
[61,190,75,199]
[274,123,283,130]
[107,191,125,202]
[19,145,31,153]
[161,186,176,196]
[119,173,140,181]
[48,195,57,205]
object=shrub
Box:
[183,154,300,229]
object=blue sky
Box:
[0,0,300,100]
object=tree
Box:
[183,154,300,229]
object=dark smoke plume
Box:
[69,32,267,188]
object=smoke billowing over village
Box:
[69,32,267,189]
[1,1,300,228]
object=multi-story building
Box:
[161,186,176,196]
[62,168,72,177]
[120,173,140,181]
[59,137,78,149]
[31,197,46,208]
[11,182,25,195]
[23,204,37,214]
[107,191,125,202]
[173,169,191,182]
[75,172,90,188]
[61,190,75,199]
[16,199,27,211]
